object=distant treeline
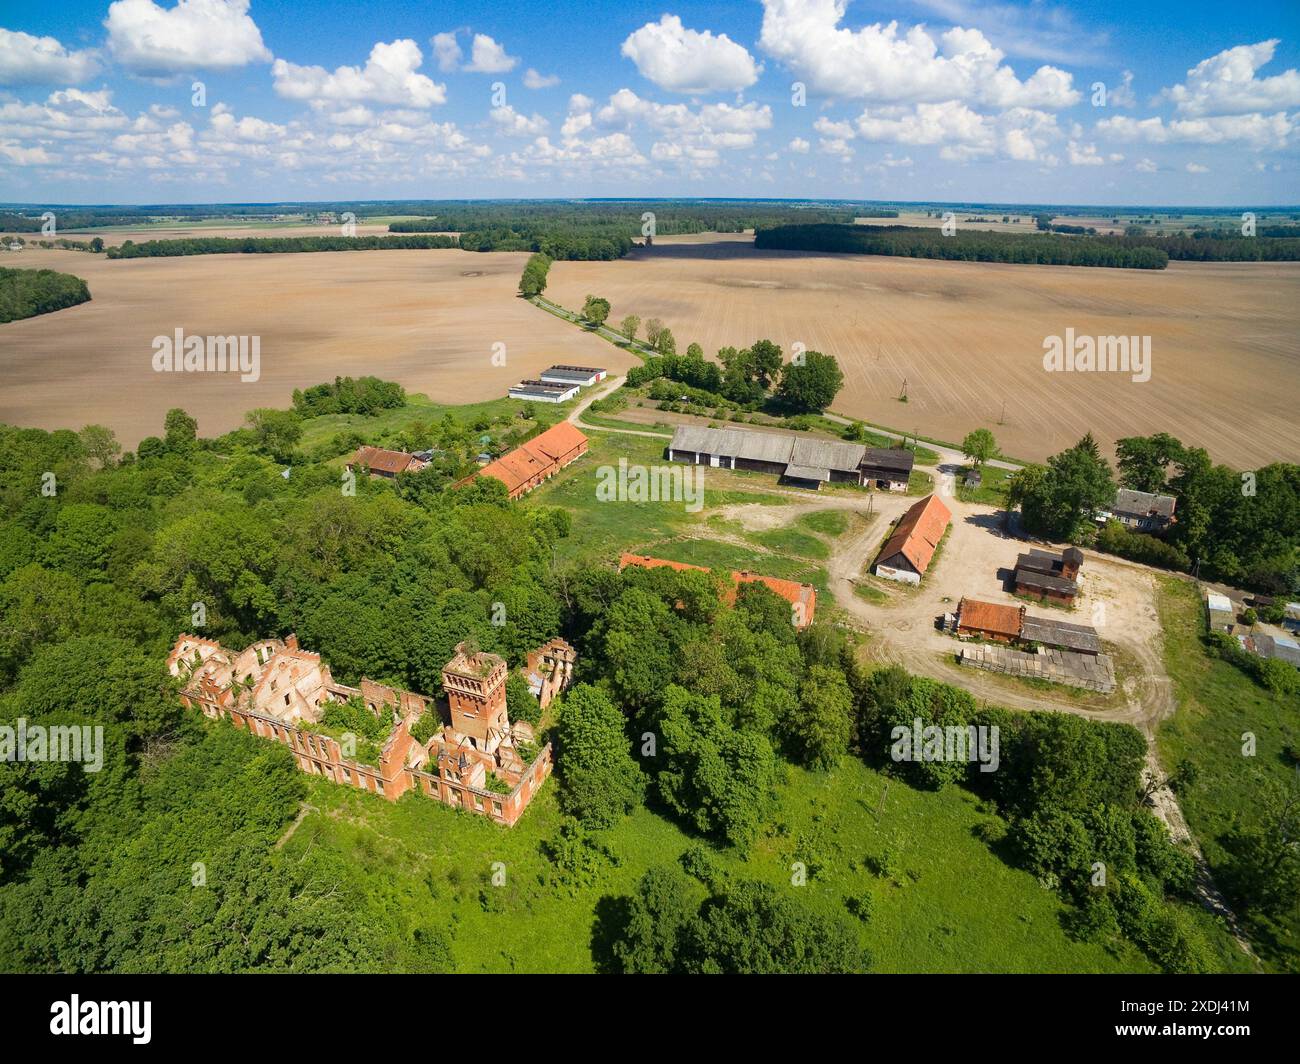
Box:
[104,234,459,258]
[1122,234,1300,262]
[0,267,91,323]
[0,201,446,229]
[457,225,633,260]
[291,376,407,418]
[390,201,868,260]
[756,223,1171,269]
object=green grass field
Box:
[957,464,1013,506]
[282,756,1163,973]
[1155,577,1300,972]
[297,392,576,453]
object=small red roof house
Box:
[348,445,428,479]
[873,494,952,585]
[618,553,817,628]
[468,422,589,499]
[955,598,1026,642]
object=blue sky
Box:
[1,0,1298,205]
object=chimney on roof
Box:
[285,633,299,651]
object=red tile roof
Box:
[957,598,1024,638]
[476,422,589,496]
[875,494,951,575]
[350,445,421,475]
[618,553,816,627]
[521,420,587,463]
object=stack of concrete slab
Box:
[959,644,1116,693]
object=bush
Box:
[1096,521,1190,571]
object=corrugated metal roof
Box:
[1022,615,1102,653]
[783,464,831,482]
[790,437,867,471]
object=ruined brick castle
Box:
[167,633,575,826]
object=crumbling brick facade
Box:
[167,633,563,826]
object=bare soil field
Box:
[0,247,633,445]
[545,234,1300,468]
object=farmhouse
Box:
[873,494,951,584]
[539,364,607,387]
[508,379,579,403]
[618,553,817,628]
[347,445,428,479]
[167,634,571,826]
[859,448,915,492]
[667,425,908,490]
[1013,547,1083,604]
[1109,488,1177,532]
[466,421,588,500]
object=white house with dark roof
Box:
[1110,488,1177,532]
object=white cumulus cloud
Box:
[523,68,559,89]
[1162,40,1300,117]
[272,40,446,108]
[0,29,101,86]
[758,0,1079,109]
[621,14,760,94]
[105,0,271,77]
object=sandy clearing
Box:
[546,234,1300,469]
[0,247,637,446]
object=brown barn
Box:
[956,598,1026,642]
[1013,547,1082,603]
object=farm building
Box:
[618,553,816,628]
[1206,591,1235,632]
[1021,615,1103,656]
[1109,489,1177,532]
[508,379,579,403]
[539,365,607,387]
[859,447,915,492]
[1284,603,1300,635]
[1013,547,1082,604]
[666,425,906,490]
[1250,634,1300,669]
[347,446,429,479]
[951,599,1104,656]
[463,421,588,500]
[955,599,1025,642]
[873,494,952,585]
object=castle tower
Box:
[442,642,510,753]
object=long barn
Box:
[667,425,904,489]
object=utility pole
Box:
[900,377,908,401]
[998,399,1006,426]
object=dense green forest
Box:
[0,266,91,323]
[104,234,459,258]
[756,222,1300,266]
[755,223,1171,268]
